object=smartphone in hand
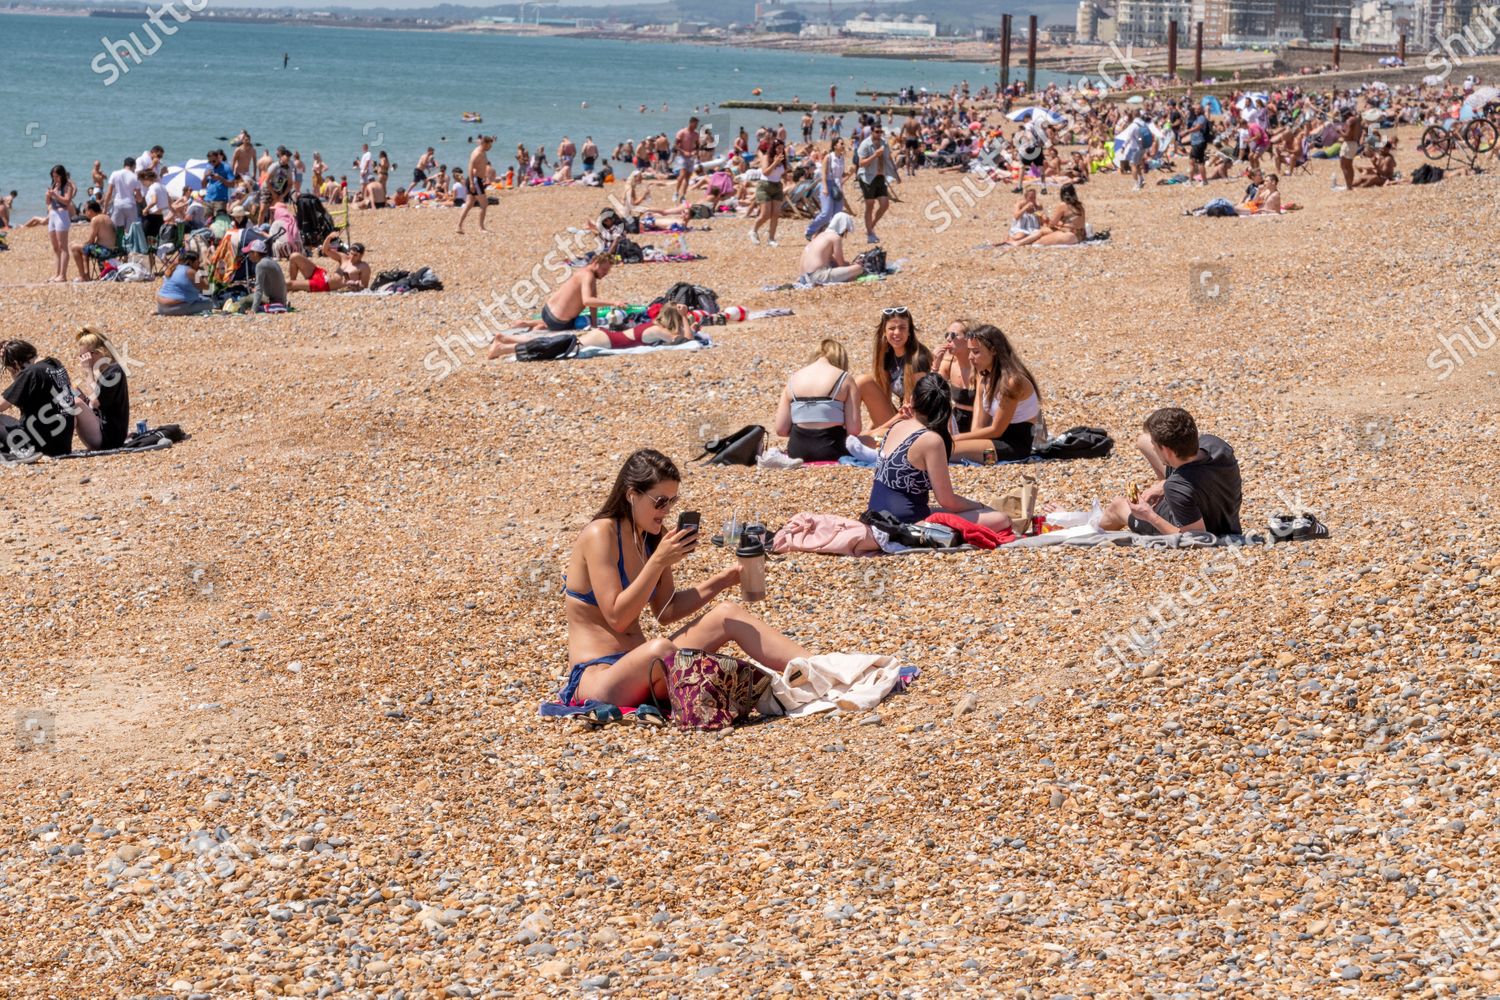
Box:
[677,511,701,535]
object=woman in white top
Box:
[141,168,171,242]
[951,325,1045,464]
[773,338,861,462]
[749,136,788,246]
[803,137,848,240]
[44,164,76,283]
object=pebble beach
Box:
[2,130,1499,997]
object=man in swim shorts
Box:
[458,135,494,234]
[1337,110,1364,189]
[487,256,626,355]
[286,233,370,292]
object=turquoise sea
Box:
[0,13,1070,214]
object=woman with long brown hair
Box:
[951,325,1045,463]
[558,449,810,707]
[853,306,933,437]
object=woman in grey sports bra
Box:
[773,338,861,462]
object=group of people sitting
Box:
[766,306,1244,539]
[0,330,132,458]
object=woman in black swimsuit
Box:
[558,449,811,708]
[933,319,975,433]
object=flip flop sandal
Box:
[633,704,667,728]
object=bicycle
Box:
[1421,100,1499,166]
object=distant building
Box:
[761,9,806,33]
[1350,0,1415,44]
[1115,0,1194,43]
[842,13,940,37]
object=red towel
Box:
[922,512,1016,549]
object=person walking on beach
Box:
[44,165,76,283]
[674,116,700,203]
[458,135,494,234]
[805,137,847,240]
[856,124,896,243]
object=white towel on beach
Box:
[753,653,907,718]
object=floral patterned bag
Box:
[664,651,769,731]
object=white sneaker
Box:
[844,436,879,463]
[757,447,802,470]
[768,240,779,248]
[748,230,760,245]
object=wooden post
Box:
[1195,21,1203,82]
[1398,33,1406,64]
[1333,25,1342,69]
[1168,20,1179,80]
[1000,14,1012,90]
[1027,14,1038,94]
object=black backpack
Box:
[658,281,720,315]
[1035,425,1114,460]
[515,334,579,362]
[615,237,644,264]
[856,248,888,275]
[623,215,641,235]
[296,193,336,249]
[1411,163,1444,185]
[695,425,765,466]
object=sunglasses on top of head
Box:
[882,306,910,317]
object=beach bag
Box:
[658,281,721,315]
[689,203,713,219]
[614,237,644,263]
[859,509,960,549]
[697,424,766,466]
[1203,198,1237,217]
[663,651,768,731]
[623,215,641,235]
[1411,163,1444,185]
[1035,426,1114,460]
[372,268,411,290]
[857,248,888,275]
[515,333,579,362]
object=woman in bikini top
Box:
[557,449,811,708]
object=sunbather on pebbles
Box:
[797,213,863,287]
[286,233,370,293]
[558,449,811,708]
[853,306,933,438]
[948,325,1045,464]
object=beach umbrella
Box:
[163,159,210,198]
[1463,85,1499,116]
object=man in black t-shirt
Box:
[1101,407,1243,536]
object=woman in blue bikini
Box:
[560,449,810,707]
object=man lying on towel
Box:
[1099,407,1242,535]
[287,233,371,292]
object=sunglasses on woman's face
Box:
[642,493,679,511]
[882,306,910,317]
